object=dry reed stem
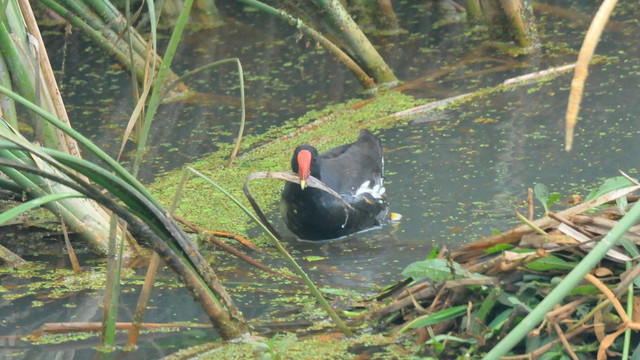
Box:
[565,0,619,151]
[527,188,533,221]
[553,322,580,360]
[501,325,588,359]
[17,0,82,159]
[584,273,629,323]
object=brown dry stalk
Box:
[428,284,448,314]
[613,263,640,296]
[565,0,619,151]
[0,243,26,267]
[17,0,81,158]
[547,211,593,238]
[127,252,161,346]
[583,273,629,323]
[501,325,588,359]
[173,214,286,276]
[30,321,209,338]
[174,214,259,250]
[527,188,533,221]
[405,288,429,314]
[553,322,580,360]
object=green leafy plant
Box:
[250,334,298,360]
[400,304,470,331]
[402,258,476,282]
[533,183,561,214]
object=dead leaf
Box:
[593,308,605,342]
[633,296,640,323]
[594,267,614,277]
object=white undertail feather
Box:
[353,155,386,200]
[355,180,386,199]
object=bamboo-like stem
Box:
[0,20,36,113]
[0,150,249,339]
[498,0,531,47]
[37,0,145,87]
[464,0,483,20]
[83,0,155,58]
[565,0,619,151]
[0,143,110,254]
[0,54,18,128]
[313,0,396,84]
[237,0,375,88]
[29,147,85,270]
[377,0,400,31]
[101,216,120,346]
[0,243,26,266]
[37,0,179,91]
[57,0,150,69]
[18,0,75,152]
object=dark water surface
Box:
[2,0,640,358]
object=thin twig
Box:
[500,325,588,359]
[583,273,629,323]
[547,211,593,238]
[553,322,580,360]
[527,188,533,221]
[174,214,259,251]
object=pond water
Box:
[2,0,640,358]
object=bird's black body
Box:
[281,129,389,240]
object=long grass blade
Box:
[183,166,354,337]
[0,192,84,226]
[0,85,162,209]
[0,155,247,337]
[131,0,194,175]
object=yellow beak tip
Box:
[300,180,307,189]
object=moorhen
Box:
[281,129,390,240]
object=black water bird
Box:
[281,129,390,240]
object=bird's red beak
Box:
[297,149,312,190]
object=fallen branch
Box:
[30,321,210,338]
